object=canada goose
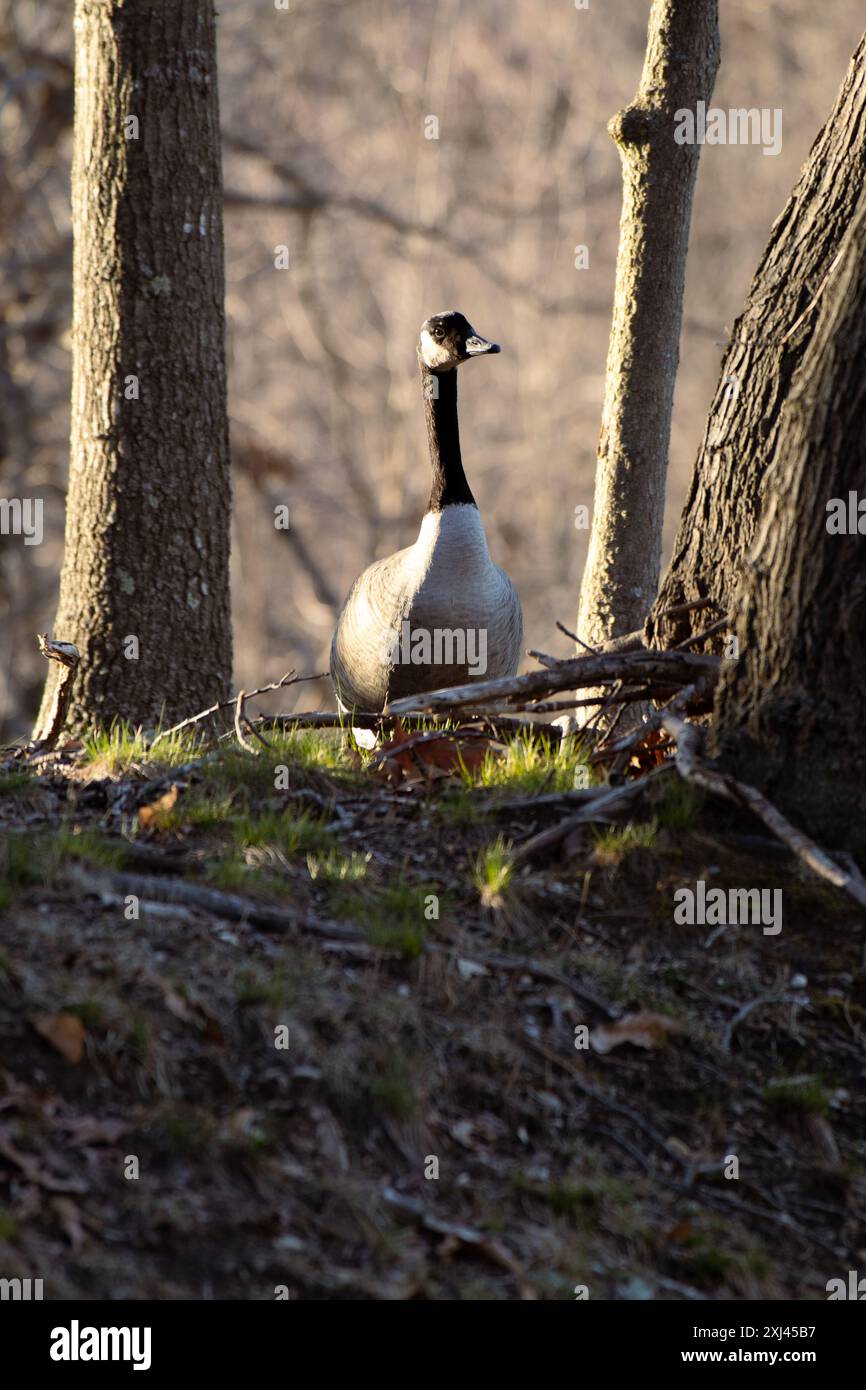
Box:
[330,311,523,712]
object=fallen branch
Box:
[29,634,80,751]
[663,715,866,911]
[428,944,616,1019]
[387,649,719,718]
[239,711,566,742]
[588,680,710,765]
[513,764,673,862]
[82,870,363,940]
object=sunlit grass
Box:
[471,835,515,907]
[306,848,371,883]
[158,793,237,832]
[592,820,658,863]
[81,716,372,785]
[763,1075,830,1117]
[462,730,591,796]
[82,721,204,774]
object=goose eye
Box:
[432,326,445,341]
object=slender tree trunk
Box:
[35,0,232,737]
[576,0,719,651]
[712,188,866,858]
[648,34,866,650]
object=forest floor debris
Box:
[0,719,864,1299]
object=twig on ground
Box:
[522,1034,685,1165]
[233,691,258,755]
[588,681,707,765]
[238,711,566,742]
[513,764,673,862]
[114,750,229,812]
[427,944,616,1019]
[721,992,807,1053]
[81,869,363,940]
[381,1188,536,1299]
[149,671,324,748]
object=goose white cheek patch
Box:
[419,329,454,370]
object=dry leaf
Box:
[591,1011,685,1055]
[629,728,670,773]
[374,720,498,786]
[137,783,179,829]
[31,1013,86,1063]
[145,973,224,1044]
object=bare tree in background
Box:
[35,0,232,735]
[648,33,866,650]
[576,0,720,651]
[712,189,866,857]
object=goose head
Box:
[417,311,500,373]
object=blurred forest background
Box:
[1,0,863,739]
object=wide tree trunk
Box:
[576,0,720,651]
[647,33,866,650]
[35,0,232,737]
[712,188,866,858]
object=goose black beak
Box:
[464,335,500,356]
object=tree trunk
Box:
[712,188,866,858]
[647,34,866,650]
[35,0,232,737]
[576,0,720,651]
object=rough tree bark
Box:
[647,34,866,650]
[712,188,866,858]
[576,0,720,651]
[35,0,232,736]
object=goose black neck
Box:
[421,363,476,512]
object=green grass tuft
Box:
[763,1075,830,1116]
[307,848,371,883]
[370,1057,418,1118]
[82,720,204,773]
[471,835,515,906]
[593,819,658,860]
[657,777,705,830]
[0,827,126,909]
[232,808,333,856]
[331,882,432,958]
[465,730,591,796]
